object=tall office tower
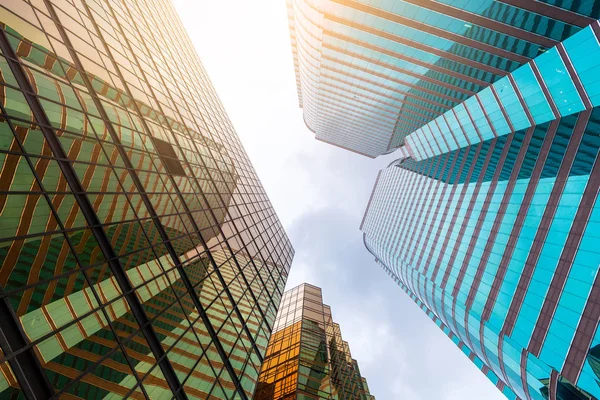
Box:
[286,0,600,398]
[286,0,600,158]
[360,16,600,400]
[0,1,293,399]
[253,283,375,400]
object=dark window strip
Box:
[328,0,529,63]
[496,0,595,28]
[526,109,591,356]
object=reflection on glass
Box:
[0,1,293,398]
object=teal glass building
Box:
[287,0,600,399]
[358,17,600,400]
[286,0,599,158]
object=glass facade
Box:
[286,0,600,157]
[285,0,600,398]
[253,283,374,400]
[0,1,293,399]
[361,55,600,400]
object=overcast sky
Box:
[172,1,506,399]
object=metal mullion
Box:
[262,218,294,277]
[215,283,255,341]
[229,248,272,295]
[92,37,257,391]
[231,263,262,312]
[141,286,196,329]
[177,337,222,399]
[0,71,149,400]
[42,0,197,356]
[125,290,202,398]
[132,10,282,333]
[180,260,222,294]
[254,281,281,324]
[0,283,53,400]
[2,16,185,399]
[222,324,255,382]
[137,287,195,332]
[239,206,287,279]
[85,5,260,380]
[207,369,234,399]
[2,283,134,358]
[148,306,198,352]
[194,277,225,314]
[169,350,212,399]
[0,250,116,301]
[213,305,242,343]
[106,0,271,366]
[52,328,150,399]
[232,294,266,353]
[0,227,66,245]
[0,148,29,158]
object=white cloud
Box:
[391,376,424,400]
[334,297,405,367]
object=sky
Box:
[172,1,506,399]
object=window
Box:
[151,137,186,176]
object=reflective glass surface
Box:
[287,0,598,157]
[254,283,375,400]
[0,1,293,399]
[362,108,600,399]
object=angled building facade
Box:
[361,19,600,400]
[286,0,599,157]
[284,0,600,398]
[0,1,293,399]
[254,283,375,400]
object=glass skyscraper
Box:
[358,15,600,400]
[286,0,600,158]
[0,1,293,399]
[253,283,374,400]
[285,0,600,399]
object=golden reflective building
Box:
[254,284,374,400]
[0,1,293,399]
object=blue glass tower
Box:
[286,0,599,158]
[287,0,600,398]
[360,20,600,400]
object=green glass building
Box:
[0,1,293,399]
[254,283,374,400]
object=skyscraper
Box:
[0,1,293,399]
[286,0,599,158]
[285,0,600,398]
[254,283,374,400]
[360,19,600,400]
